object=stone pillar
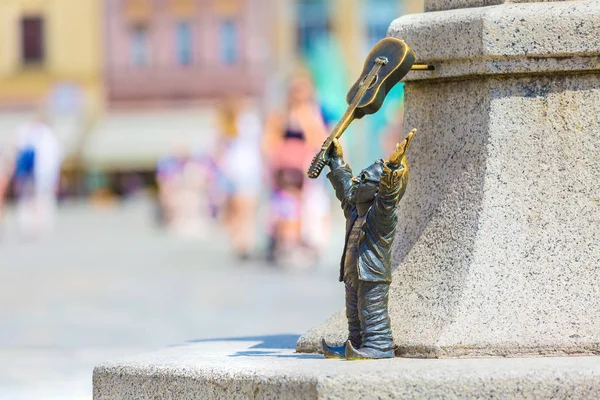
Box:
[297,0,600,358]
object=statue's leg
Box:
[356,281,394,353]
[345,279,362,348]
[323,267,362,358]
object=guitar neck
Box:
[321,108,356,150]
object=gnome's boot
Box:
[347,281,394,360]
[345,340,394,359]
[322,338,346,358]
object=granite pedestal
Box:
[298,0,600,358]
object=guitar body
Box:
[346,37,415,119]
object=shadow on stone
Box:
[185,334,322,358]
[230,350,323,359]
[187,334,301,350]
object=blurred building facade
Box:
[100,0,423,109]
[103,0,267,107]
[0,0,102,112]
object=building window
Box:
[21,16,45,65]
[175,22,193,66]
[296,0,330,57]
[365,0,399,49]
[130,25,149,66]
[220,20,237,65]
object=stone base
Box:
[94,338,600,399]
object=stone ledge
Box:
[404,55,600,82]
[389,1,600,80]
[425,0,565,12]
[94,339,600,399]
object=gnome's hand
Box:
[328,138,344,161]
[388,128,416,168]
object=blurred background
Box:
[0,0,422,398]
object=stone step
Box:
[93,338,600,399]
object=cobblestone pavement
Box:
[0,199,345,399]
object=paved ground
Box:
[0,198,345,399]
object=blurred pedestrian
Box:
[262,72,330,266]
[12,114,63,238]
[214,97,263,259]
[156,143,206,238]
[0,150,13,230]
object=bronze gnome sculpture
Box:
[305,36,425,359]
[321,129,415,360]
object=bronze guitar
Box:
[307,37,416,179]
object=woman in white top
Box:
[215,97,263,259]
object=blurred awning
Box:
[82,109,215,171]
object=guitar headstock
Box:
[376,56,389,66]
[307,150,328,179]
